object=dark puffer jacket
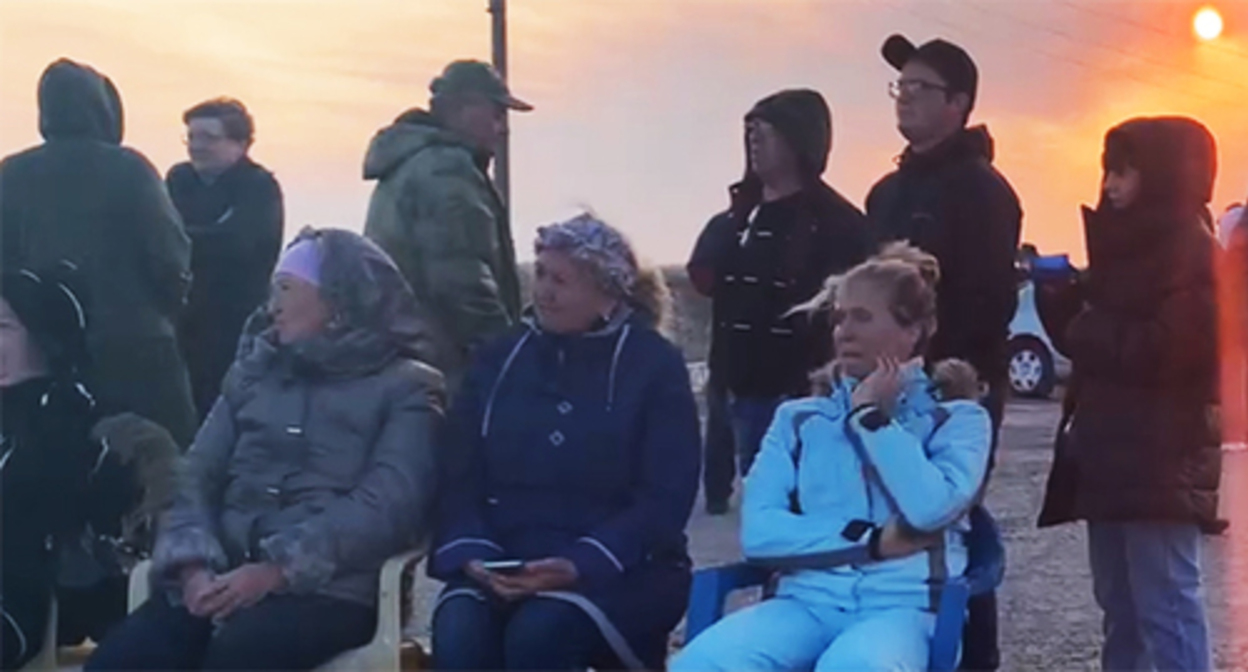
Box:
[151,229,445,607]
[1038,117,1223,533]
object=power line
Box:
[1052,0,1248,63]
[878,0,1236,107]
[964,1,1248,98]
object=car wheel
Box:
[1008,337,1055,399]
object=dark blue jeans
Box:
[1088,522,1211,672]
[703,374,736,506]
[728,395,783,478]
[433,593,615,671]
[85,592,374,671]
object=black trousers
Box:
[2,584,51,671]
[56,576,129,647]
[85,592,374,671]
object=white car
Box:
[1007,280,1071,399]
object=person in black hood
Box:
[864,35,1021,671]
[689,89,870,501]
[1,263,178,670]
[1036,117,1220,672]
[168,97,284,421]
[0,59,197,448]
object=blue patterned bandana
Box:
[535,213,639,298]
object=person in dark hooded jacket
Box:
[689,89,870,492]
[0,59,197,448]
[85,228,444,672]
[1036,117,1221,672]
[430,214,700,672]
[865,36,1021,670]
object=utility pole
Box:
[488,0,511,211]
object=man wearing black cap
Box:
[689,89,870,505]
[363,59,532,395]
[866,35,1022,671]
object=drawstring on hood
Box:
[480,307,637,438]
[37,58,123,144]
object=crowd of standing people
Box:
[0,28,1240,672]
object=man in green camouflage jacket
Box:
[363,60,530,395]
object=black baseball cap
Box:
[882,34,978,110]
[430,60,533,112]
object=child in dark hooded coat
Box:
[1037,116,1222,672]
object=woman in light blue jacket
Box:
[673,243,992,672]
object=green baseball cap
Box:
[430,60,533,112]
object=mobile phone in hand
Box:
[481,559,525,575]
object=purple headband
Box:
[274,239,322,287]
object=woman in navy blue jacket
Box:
[429,213,701,671]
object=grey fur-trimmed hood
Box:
[234,227,445,379]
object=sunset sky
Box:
[1,0,1245,265]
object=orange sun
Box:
[1194,6,1224,41]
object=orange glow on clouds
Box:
[0,0,1245,266]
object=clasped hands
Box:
[181,562,287,621]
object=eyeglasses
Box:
[888,79,949,100]
[182,132,228,146]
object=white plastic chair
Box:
[128,548,426,672]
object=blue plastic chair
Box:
[683,506,1005,672]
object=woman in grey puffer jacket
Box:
[87,228,445,672]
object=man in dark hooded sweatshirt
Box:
[1037,117,1222,672]
[865,36,1022,670]
[167,97,284,421]
[0,59,197,448]
[689,89,870,496]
